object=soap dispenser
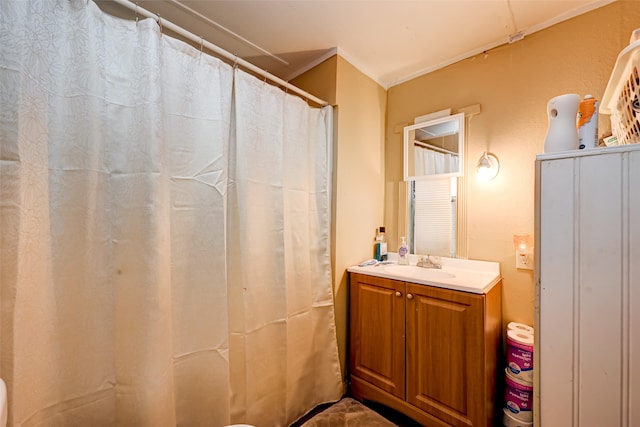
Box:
[398,236,409,265]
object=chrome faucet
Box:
[417,255,442,269]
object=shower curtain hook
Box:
[156,14,163,35]
[263,70,268,83]
[199,36,204,55]
[134,3,139,26]
[232,55,239,70]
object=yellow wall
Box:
[385,0,640,327]
[291,55,338,106]
[293,0,639,381]
[294,55,387,380]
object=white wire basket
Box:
[600,38,640,146]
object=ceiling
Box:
[99,0,614,88]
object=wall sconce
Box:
[476,152,499,181]
[513,234,534,270]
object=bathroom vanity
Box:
[347,258,502,427]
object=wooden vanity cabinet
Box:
[349,274,406,398]
[349,272,502,427]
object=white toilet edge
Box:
[0,378,7,427]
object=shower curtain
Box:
[0,1,342,426]
[415,148,458,175]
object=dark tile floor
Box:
[293,397,423,427]
[298,398,395,426]
[294,397,511,427]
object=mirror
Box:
[408,177,458,257]
[403,113,465,180]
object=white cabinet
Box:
[535,145,640,427]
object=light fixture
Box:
[513,234,534,270]
[476,152,499,181]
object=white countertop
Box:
[347,253,501,294]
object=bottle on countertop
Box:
[398,236,409,265]
[374,226,387,261]
[578,95,598,150]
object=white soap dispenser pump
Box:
[398,236,409,265]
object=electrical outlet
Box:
[516,250,534,270]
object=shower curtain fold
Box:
[0,1,342,426]
[228,70,340,426]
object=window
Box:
[409,177,457,257]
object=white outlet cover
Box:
[516,250,534,270]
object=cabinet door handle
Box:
[407,293,414,300]
[395,291,402,297]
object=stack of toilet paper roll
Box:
[503,322,534,427]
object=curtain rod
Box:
[109,0,329,107]
[413,141,458,156]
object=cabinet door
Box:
[349,273,405,399]
[406,283,484,427]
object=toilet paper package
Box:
[506,329,534,384]
[504,368,533,422]
[507,322,534,335]
[503,407,533,427]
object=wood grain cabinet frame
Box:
[349,272,502,427]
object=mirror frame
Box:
[403,113,465,181]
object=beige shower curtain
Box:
[0,1,342,426]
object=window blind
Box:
[412,178,455,257]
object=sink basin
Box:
[349,257,501,294]
[382,265,455,280]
